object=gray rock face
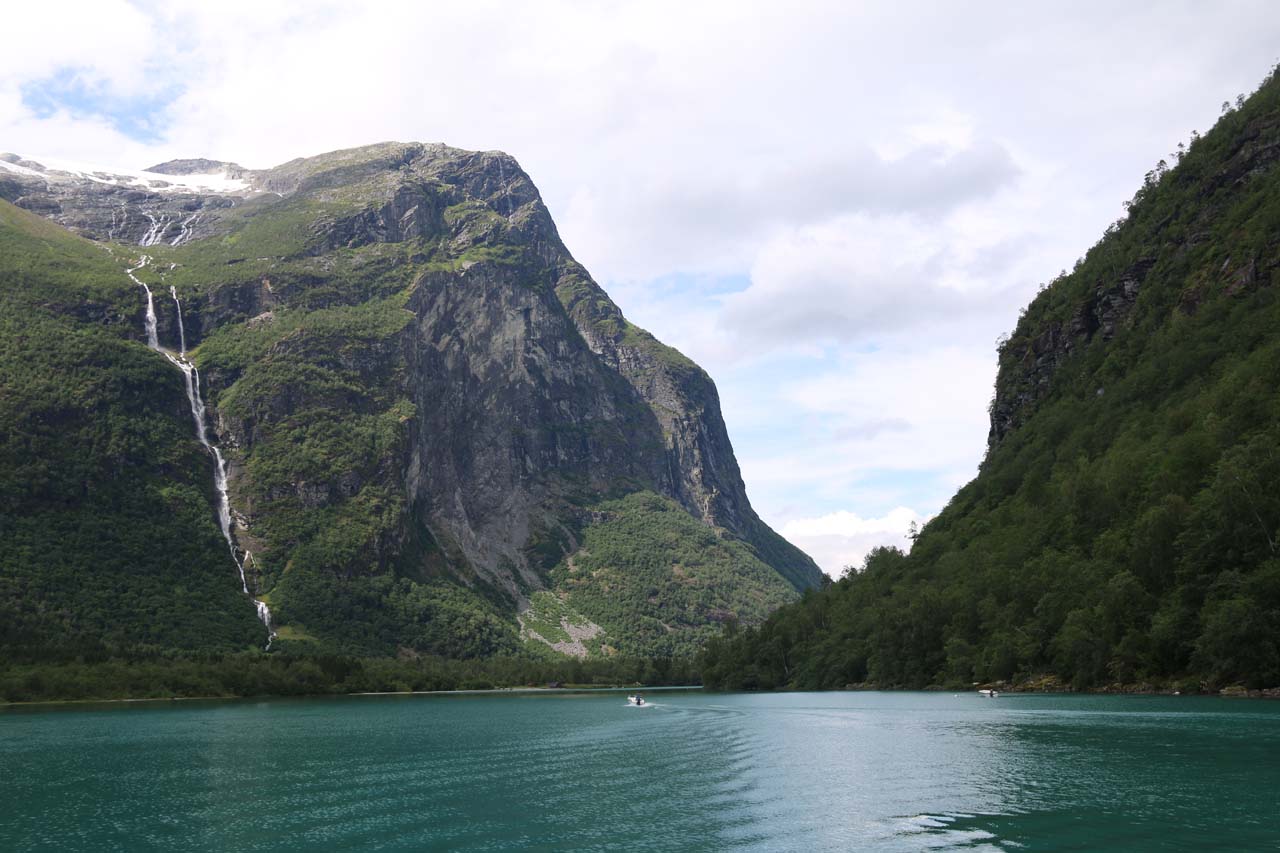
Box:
[403,262,670,592]
[145,158,247,177]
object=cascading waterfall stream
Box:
[128,256,275,648]
[139,212,171,247]
[171,211,201,247]
[169,286,187,354]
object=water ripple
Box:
[4,691,1280,851]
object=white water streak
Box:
[139,212,171,247]
[171,211,201,246]
[130,255,275,647]
[129,257,160,349]
[169,286,187,354]
[107,203,127,242]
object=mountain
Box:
[0,143,822,662]
[702,70,1280,692]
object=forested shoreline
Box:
[0,653,699,704]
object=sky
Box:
[4,1,1279,574]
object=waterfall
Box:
[107,203,128,242]
[256,598,274,639]
[139,213,171,247]
[210,446,244,589]
[171,211,201,247]
[129,255,276,648]
[130,257,161,349]
[169,286,187,354]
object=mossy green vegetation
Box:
[702,69,1280,693]
[0,199,137,317]
[195,295,414,378]
[144,224,429,317]
[269,572,521,658]
[521,590,600,648]
[619,321,699,375]
[550,492,799,658]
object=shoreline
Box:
[838,678,1280,700]
[10,680,1280,709]
[0,684,704,710]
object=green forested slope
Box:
[548,492,798,658]
[703,72,1280,692]
[0,200,266,656]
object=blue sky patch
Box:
[21,68,179,144]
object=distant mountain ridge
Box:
[0,142,822,661]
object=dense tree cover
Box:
[268,571,523,658]
[703,70,1280,693]
[0,651,700,704]
[548,492,799,657]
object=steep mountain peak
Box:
[1,137,822,660]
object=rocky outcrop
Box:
[310,181,447,252]
[987,107,1280,454]
[988,257,1155,449]
[252,143,823,592]
[403,261,671,592]
[145,158,248,178]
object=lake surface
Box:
[2,690,1277,851]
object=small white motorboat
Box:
[627,695,646,706]
[978,689,999,698]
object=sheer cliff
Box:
[0,143,821,659]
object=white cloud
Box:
[782,507,924,576]
[727,343,997,520]
[0,1,158,93]
[719,213,985,350]
[561,136,1018,281]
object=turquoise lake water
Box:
[2,689,1277,851]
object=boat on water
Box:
[978,689,999,698]
[627,695,646,706]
